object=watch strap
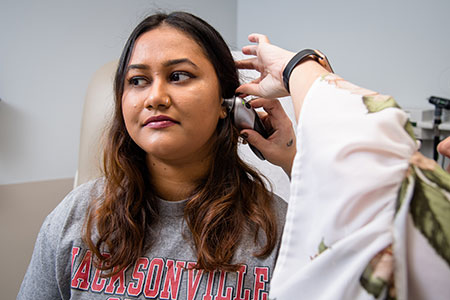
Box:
[282,49,333,93]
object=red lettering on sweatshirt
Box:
[91,253,110,293]
[234,265,250,300]
[69,246,274,300]
[127,257,149,296]
[161,259,186,299]
[253,267,269,300]
[187,262,204,300]
[105,266,128,295]
[214,270,233,300]
[71,250,92,290]
[143,258,164,298]
[202,271,216,300]
[91,268,107,292]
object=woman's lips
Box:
[143,115,178,129]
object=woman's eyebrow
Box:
[127,64,148,71]
[126,59,199,72]
[163,58,199,69]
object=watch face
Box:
[313,50,333,73]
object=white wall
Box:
[3,0,449,185]
[237,0,450,109]
[0,0,237,185]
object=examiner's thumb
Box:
[241,129,268,150]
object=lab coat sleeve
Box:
[269,74,450,300]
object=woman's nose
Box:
[144,81,172,110]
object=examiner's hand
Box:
[240,98,296,177]
[235,33,295,99]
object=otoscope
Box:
[428,96,450,160]
[224,95,269,160]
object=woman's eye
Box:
[170,72,192,82]
[128,77,147,87]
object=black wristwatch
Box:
[282,49,333,93]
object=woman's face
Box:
[122,26,225,163]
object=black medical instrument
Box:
[428,96,450,160]
[224,96,269,160]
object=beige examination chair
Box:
[75,53,293,201]
[74,60,117,188]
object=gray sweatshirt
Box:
[18,179,287,300]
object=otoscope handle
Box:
[249,115,269,160]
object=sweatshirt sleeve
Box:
[269,74,450,300]
[17,208,65,299]
[17,180,99,300]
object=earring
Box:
[220,109,227,119]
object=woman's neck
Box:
[147,155,212,201]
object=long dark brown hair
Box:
[83,11,277,275]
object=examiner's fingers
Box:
[437,136,450,158]
[240,129,271,152]
[247,33,270,44]
[249,98,285,119]
[241,45,259,56]
[235,57,257,70]
[235,83,261,97]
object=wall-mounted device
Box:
[224,96,269,160]
[428,96,450,160]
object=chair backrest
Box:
[75,53,293,201]
[74,60,117,188]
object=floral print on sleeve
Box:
[321,73,450,298]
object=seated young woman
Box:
[18,12,287,300]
